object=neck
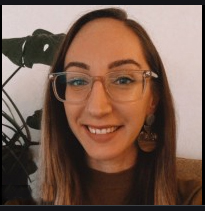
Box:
[86,146,138,173]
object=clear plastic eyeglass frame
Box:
[49,70,158,103]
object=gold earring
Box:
[137,114,157,153]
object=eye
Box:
[67,78,89,86]
[114,76,134,85]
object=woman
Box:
[37,7,201,205]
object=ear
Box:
[146,94,159,115]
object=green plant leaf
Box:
[2,29,65,68]
[2,37,27,67]
[26,109,42,130]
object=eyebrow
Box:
[64,62,90,71]
[108,59,142,69]
[64,59,141,71]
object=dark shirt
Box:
[4,166,202,205]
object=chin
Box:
[86,147,123,162]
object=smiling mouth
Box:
[86,126,121,135]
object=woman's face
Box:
[64,18,157,172]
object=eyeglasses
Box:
[49,70,158,103]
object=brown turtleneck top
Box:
[4,165,202,205]
[81,166,202,205]
[82,166,136,205]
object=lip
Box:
[83,125,123,143]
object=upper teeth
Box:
[88,126,118,134]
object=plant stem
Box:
[2,66,23,88]
[2,89,31,143]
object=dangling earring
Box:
[137,114,157,153]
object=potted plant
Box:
[2,29,65,204]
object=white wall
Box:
[2,5,202,160]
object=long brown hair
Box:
[38,7,177,205]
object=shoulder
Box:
[177,177,202,205]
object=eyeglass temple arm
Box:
[145,71,158,78]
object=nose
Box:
[86,80,112,118]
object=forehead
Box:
[65,18,146,67]
[74,18,138,40]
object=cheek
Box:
[122,94,152,136]
[63,104,81,127]
[124,103,147,131]
[125,97,149,118]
